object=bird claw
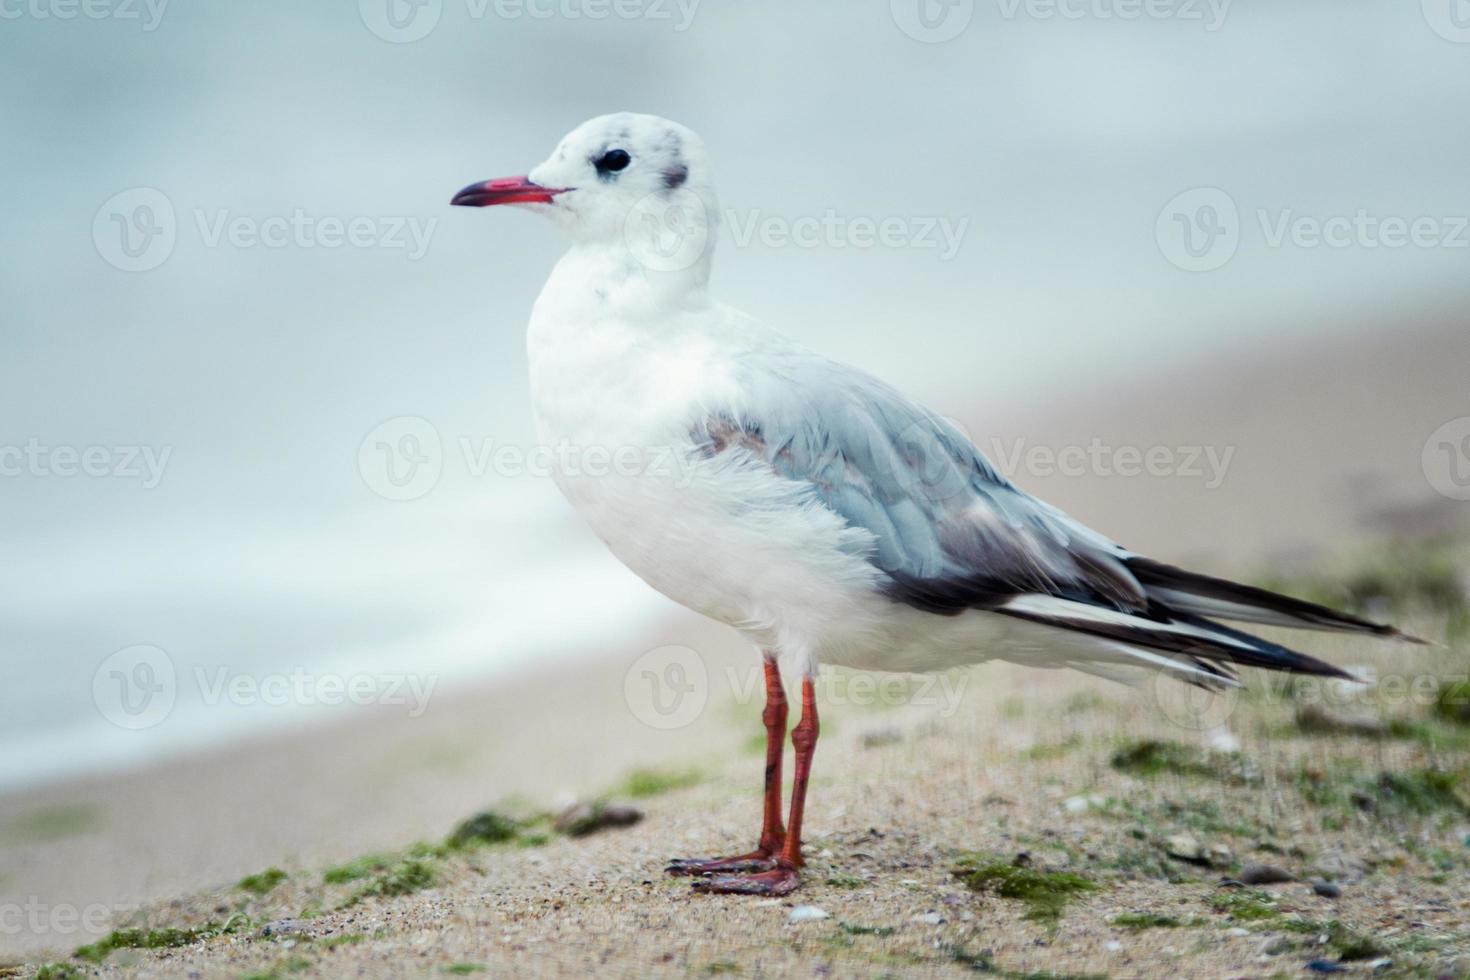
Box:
[666,852,777,877]
[690,866,801,896]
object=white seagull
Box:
[452,112,1418,896]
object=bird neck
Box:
[534,239,714,329]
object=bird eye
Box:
[595,149,631,174]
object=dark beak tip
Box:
[451,180,490,208]
[450,175,562,209]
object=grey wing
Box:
[690,351,1389,687]
[693,352,1149,616]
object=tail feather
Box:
[997,594,1357,689]
[1126,557,1424,643]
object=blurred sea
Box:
[3,0,1468,788]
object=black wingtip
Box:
[1127,557,1422,642]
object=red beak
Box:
[450,175,566,207]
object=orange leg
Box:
[667,656,787,876]
[757,657,790,854]
[693,674,817,896]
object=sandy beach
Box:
[4,317,1468,978]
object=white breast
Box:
[523,258,884,669]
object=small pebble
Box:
[1165,834,1205,863]
[912,912,944,925]
[1306,960,1347,974]
[1063,794,1102,814]
[553,801,643,837]
[1105,940,1122,952]
[861,727,902,749]
[1226,927,1251,937]
[257,919,308,938]
[1259,935,1293,956]
[788,905,828,923]
[1311,879,1342,898]
[1238,863,1295,885]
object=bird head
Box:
[452,112,719,272]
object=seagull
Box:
[452,112,1419,896]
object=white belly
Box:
[526,320,883,669]
[542,418,887,660]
